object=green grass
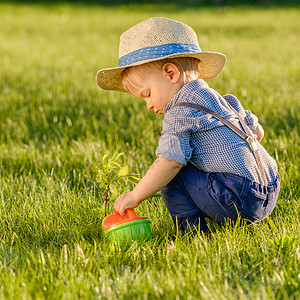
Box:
[0,2,299,299]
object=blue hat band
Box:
[118,43,202,67]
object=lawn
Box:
[0,1,299,299]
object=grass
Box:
[0,1,299,299]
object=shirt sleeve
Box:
[155,108,196,165]
[223,94,258,132]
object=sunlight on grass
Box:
[0,2,299,299]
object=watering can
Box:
[102,209,152,245]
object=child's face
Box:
[125,64,184,115]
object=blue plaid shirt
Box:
[156,79,278,185]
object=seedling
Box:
[96,152,140,217]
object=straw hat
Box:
[96,17,226,92]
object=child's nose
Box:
[147,102,154,110]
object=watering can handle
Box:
[113,209,137,219]
[125,209,137,219]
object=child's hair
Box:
[121,57,200,93]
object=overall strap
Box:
[171,101,268,186]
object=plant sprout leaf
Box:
[109,161,121,169]
[128,175,140,181]
[102,154,108,165]
[118,165,129,177]
[112,151,124,161]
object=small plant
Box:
[96,152,140,217]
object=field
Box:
[0,1,299,299]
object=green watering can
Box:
[102,209,152,245]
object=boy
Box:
[96,17,280,233]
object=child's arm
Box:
[253,123,264,142]
[114,157,183,215]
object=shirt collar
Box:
[164,79,209,114]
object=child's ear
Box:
[162,63,180,83]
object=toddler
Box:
[96,17,280,233]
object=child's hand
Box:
[114,192,139,215]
